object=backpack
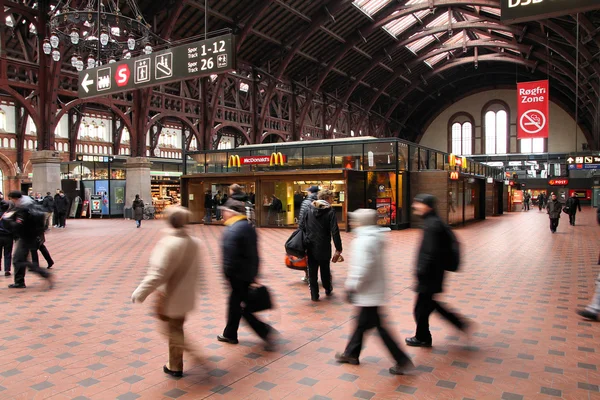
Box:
[28,204,48,236]
[444,225,461,272]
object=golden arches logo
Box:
[450,171,459,180]
[228,155,241,168]
[448,154,456,167]
[270,152,285,166]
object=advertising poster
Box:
[376,197,392,226]
[513,190,523,203]
[91,195,102,215]
[95,180,109,215]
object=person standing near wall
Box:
[54,191,69,229]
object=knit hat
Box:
[308,185,320,193]
[413,194,437,210]
[218,198,246,215]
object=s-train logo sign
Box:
[501,0,600,24]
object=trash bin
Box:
[124,207,132,220]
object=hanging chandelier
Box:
[44,0,161,71]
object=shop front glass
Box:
[201,181,256,224]
[364,171,403,227]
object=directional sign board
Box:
[501,0,600,24]
[78,33,236,98]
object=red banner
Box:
[517,80,549,139]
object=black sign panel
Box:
[501,0,600,24]
[78,33,236,98]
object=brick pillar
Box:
[125,157,152,209]
[30,150,62,196]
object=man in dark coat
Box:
[297,186,319,283]
[546,193,562,233]
[54,190,69,229]
[217,198,275,349]
[42,192,54,231]
[565,193,582,226]
[299,189,342,301]
[3,191,53,289]
[132,195,145,228]
[537,192,545,211]
[204,190,213,223]
[406,194,467,347]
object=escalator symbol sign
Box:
[155,53,173,79]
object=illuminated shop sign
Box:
[548,179,568,186]
[228,153,287,168]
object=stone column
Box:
[125,157,152,209]
[30,150,62,196]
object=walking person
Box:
[406,194,467,347]
[54,190,69,229]
[132,195,145,228]
[213,191,222,220]
[576,207,600,321]
[52,189,60,227]
[565,193,582,226]
[217,198,276,349]
[299,189,342,301]
[204,190,213,223]
[0,194,13,277]
[132,206,203,377]
[3,191,53,289]
[547,193,562,233]
[229,184,255,226]
[42,192,54,231]
[335,209,413,375]
[538,192,545,211]
[298,186,319,283]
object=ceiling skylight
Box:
[406,11,457,53]
[353,0,392,17]
[382,0,429,37]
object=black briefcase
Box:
[245,284,273,313]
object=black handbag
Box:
[244,284,273,313]
[285,229,306,258]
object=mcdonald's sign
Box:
[450,171,459,181]
[269,152,286,166]
[448,154,456,167]
[228,155,241,168]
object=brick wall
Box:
[410,171,449,227]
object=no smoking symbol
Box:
[520,109,546,135]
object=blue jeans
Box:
[205,208,212,223]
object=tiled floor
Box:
[0,209,599,399]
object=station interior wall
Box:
[419,89,588,154]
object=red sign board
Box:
[549,179,568,186]
[115,64,130,87]
[517,80,549,139]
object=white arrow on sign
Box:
[567,157,574,164]
[81,73,94,93]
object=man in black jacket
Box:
[3,191,53,289]
[0,193,13,276]
[297,186,319,283]
[204,190,213,223]
[217,198,275,349]
[300,189,342,301]
[406,194,466,347]
[565,193,582,226]
[42,192,54,231]
[54,190,69,228]
[547,193,562,233]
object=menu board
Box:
[376,197,392,226]
[91,195,102,215]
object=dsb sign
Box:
[501,0,600,24]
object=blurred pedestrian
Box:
[31,231,54,269]
[406,194,467,347]
[335,209,413,375]
[0,193,13,276]
[131,206,202,377]
[576,207,600,321]
[547,193,561,233]
[3,191,53,289]
[217,198,276,350]
[299,189,342,301]
[229,184,255,226]
[132,195,144,228]
[204,190,213,223]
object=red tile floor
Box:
[0,208,599,400]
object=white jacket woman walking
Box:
[335,209,412,375]
[131,206,201,377]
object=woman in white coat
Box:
[131,206,201,377]
[335,209,413,375]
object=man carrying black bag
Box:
[217,198,276,351]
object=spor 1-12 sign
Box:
[501,0,600,24]
[517,80,549,140]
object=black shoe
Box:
[311,296,320,302]
[217,335,239,344]
[325,289,333,297]
[389,359,414,375]
[163,365,183,378]
[405,336,432,347]
[577,309,598,321]
[4,271,10,277]
[8,283,26,289]
[335,352,359,365]
[47,261,54,269]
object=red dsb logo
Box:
[115,65,130,87]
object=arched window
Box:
[520,138,545,154]
[28,140,33,150]
[0,110,6,131]
[483,103,508,155]
[448,113,474,155]
[9,138,15,148]
[57,143,63,152]
[64,143,69,152]
[84,144,89,153]
[2,138,7,148]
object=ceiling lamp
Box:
[87,54,96,70]
[76,55,84,71]
[44,0,164,68]
[51,49,61,62]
